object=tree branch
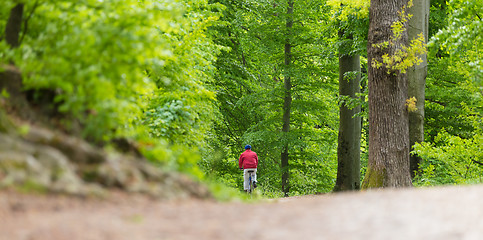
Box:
[472,159,483,166]
[19,0,41,45]
[240,25,261,40]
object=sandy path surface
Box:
[2,185,483,240]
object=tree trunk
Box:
[408,0,429,179]
[362,0,412,189]
[5,4,24,48]
[334,33,361,192]
[281,0,294,197]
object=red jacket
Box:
[239,149,258,169]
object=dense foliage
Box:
[413,0,482,186]
[0,0,221,179]
[199,0,345,197]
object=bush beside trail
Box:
[0,65,210,200]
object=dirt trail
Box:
[2,185,483,240]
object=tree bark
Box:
[5,4,24,48]
[281,0,294,197]
[408,0,429,179]
[362,0,412,189]
[334,33,361,192]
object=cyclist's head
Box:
[245,145,251,150]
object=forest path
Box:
[2,185,483,240]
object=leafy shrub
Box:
[413,130,483,186]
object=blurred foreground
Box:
[2,184,483,240]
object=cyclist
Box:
[239,145,259,191]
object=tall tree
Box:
[281,0,294,197]
[408,0,430,178]
[333,32,361,191]
[328,0,369,192]
[362,0,413,188]
[5,3,23,48]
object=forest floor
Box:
[3,184,483,240]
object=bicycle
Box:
[246,169,256,194]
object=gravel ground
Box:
[2,185,483,240]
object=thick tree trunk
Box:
[362,0,412,188]
[408,0,429,179]
[281,0,294,197]
[5,4,24,48]
[334,50,361,192]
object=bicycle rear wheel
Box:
[246,170,255,194]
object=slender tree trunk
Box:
[334,45,361,192]
[362,0,412,188]
[408,0,429,179]
[281,0,294,197]
[334,25,361,191]
[5,4,24,48]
